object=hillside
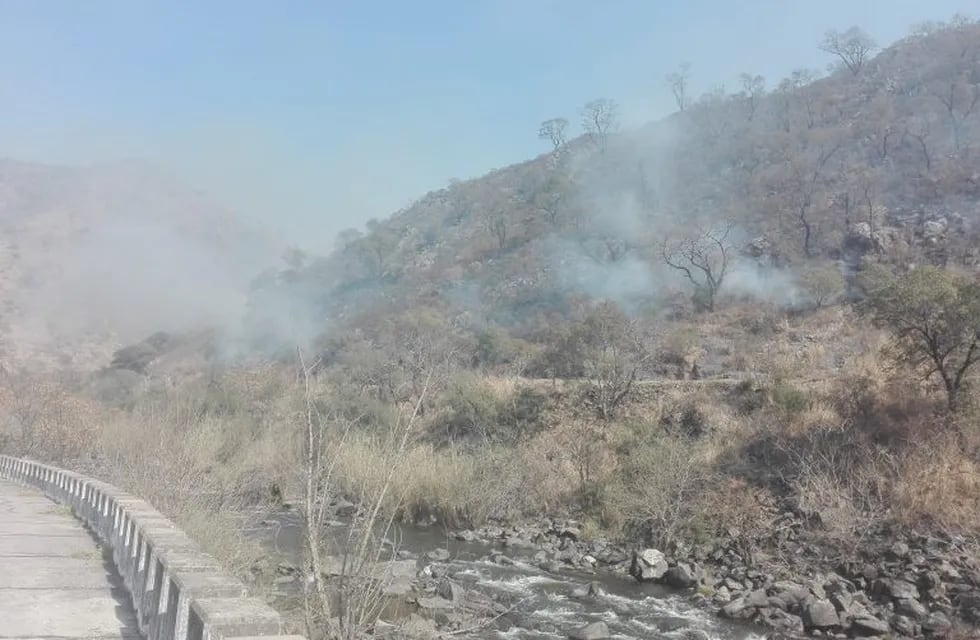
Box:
[5,17,980,640]
[0,159,282,370]
[255,20,979,356]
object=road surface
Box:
[0,480,141,639]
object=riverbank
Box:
[243,495,980,640]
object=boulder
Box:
[922,218,947,238]
[876,578,919,601]
[889,541,910,559]
[630,549,669,582]
[890,614,918,637]
[895,597,928,620]
[436,579,465,604]
[664,563,699,589]
[570,581,603,599]
[426,548,451,562]
[762,609,805,634]
[454,530,477,542]
[333,498,356,517]
[569,621,609,640]
[921,611,952,635]
[802,601,840,629]
[850,615,890,637]
[383,576,414,596]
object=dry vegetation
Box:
[1,16,980,638]
[3,298,977,557]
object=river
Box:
[243,508,766,640]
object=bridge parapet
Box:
[0,454,306,640]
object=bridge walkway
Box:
[0,480,141,640]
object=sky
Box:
[1,0,977,251]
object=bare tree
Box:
[662,221,735,312]
[538,117,569,152]
[580,98,619,150]
[935,81,980,150]
[300,350,432,639]
[905,118,933,171]
[739,73,766,121]
[666,63,692,112]
[819,27,877,76]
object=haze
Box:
[1,0,975,250]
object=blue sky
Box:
[1,1,976,249]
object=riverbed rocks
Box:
[568,621,609,640]
[570,581,603,599]
[630,549,669,581]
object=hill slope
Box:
[0,159,282,370]
[263,20,979,347]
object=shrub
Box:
[769,380,810,415]
[800,263,846,308]
[607,433,711,547]
[429,377,547,447]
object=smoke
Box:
[21,220,249,345]
[725,262,802,307]
[528,119,805,313]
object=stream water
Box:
[243,509,765,640]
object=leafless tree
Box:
[739,73,766,121]
[538,117,569,152]
[905,118,933,171]
[580,98,619,150]
[819,27,877,76]
[300,350,431,639]
[666,63,692,112]
[935,81,980,150]
[662,221,735,312]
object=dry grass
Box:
[2,301,978,565]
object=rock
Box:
[746,589,770,608]
[504,536,536,549]
[571,581,603,599]
[889,541,910,559]
[630,549,669,582]
[923,218,947,238]
[426,548,451,562]
[763,609,805,634]
[921,611,952,635]
[383,576,414,596]
[569,621,609,640]
[722,595,763,620]
[830,592,853,614]
[400,614,438,639]
[334,498,356,517]
[454,530,477,542]
[895,597,928,620]
[372,619,400,638]
[877,578,919,601]
[417,596,454,611]
[803,601,840,629]
[436,579,465,604]
[561,526,582,541]
[664,563,699,589]
[850,615,890,636]
[890,614,918,637]
[683,630,711,640]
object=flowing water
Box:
[243,509,765,640]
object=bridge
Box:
[0,455,306,640]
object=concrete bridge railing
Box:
[0,454,306,640]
